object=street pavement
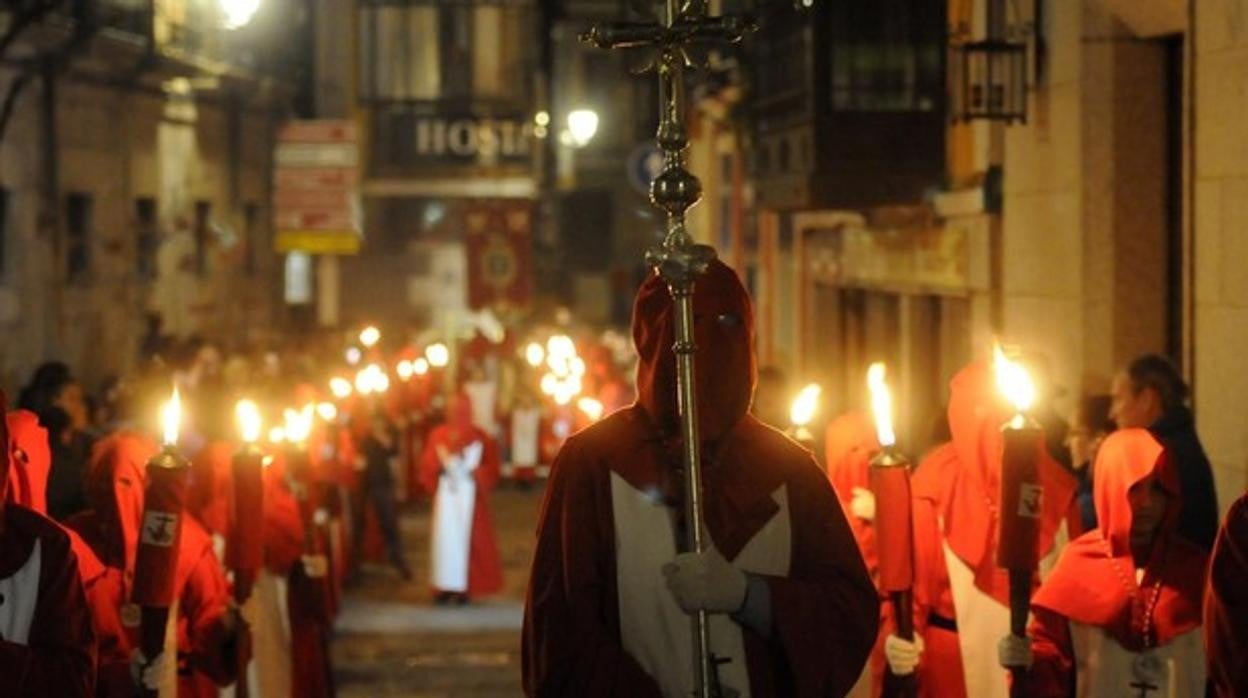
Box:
[332,484,544,697]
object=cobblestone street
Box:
[332,485,544,697]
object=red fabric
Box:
[632,259,756,444]
[261,451,305,575]
[7,410,50,514]
[188,441,233,537]
[0,506,97,697]
[69,432,239,695]
[1206,491,1248,696]
[824,411,880,578]
[1027,429,1208,693]
[523,409,881,697]
[870,464,914,592]
[418,420,504,597]
[942,361,1076,604]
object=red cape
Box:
[824,411,880,575]
[1205,491,1248,696]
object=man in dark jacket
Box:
[1109,354,1218,550]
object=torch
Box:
[230,400,265,698]
[133,387,191,697]
[993,345,1043,695]
[866,363,917,698]
[789,383,822,448]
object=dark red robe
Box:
[1205,490,1248,696]
[418,395,504,598]
[523,260,879,697]
[1026,429,1207,696]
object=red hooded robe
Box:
[1205,490,1248,696]
[522,260,879,697]
[0,404,97,697]
[1026,429,1207,696]
[418,394,504,597]
[68,433,239,697]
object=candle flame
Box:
[790,383,822,428]
[161,386,182,446]
[577,397,604,421]
[396,360,414,381]
[993,343,1036,414]
[329,377,353,399]
[525,342,545,368]
[235,399,263,443]
[414,358,429,375]
[316,402,337,422]
[268,427,286,444]
[359,325,381,348]
[867,362,896,448]
[283,405,315,444]
[426,343,450,368]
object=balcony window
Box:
[828,0,944,112]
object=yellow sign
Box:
[275,230,361,255]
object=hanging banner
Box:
[464,201,533,311]
[273,120,362,255]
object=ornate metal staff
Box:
[582,3,752,696]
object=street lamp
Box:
[565,109,599,147]
[219,0,261,30]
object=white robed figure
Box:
[431,440,484,592]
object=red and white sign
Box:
[273,119,361,255]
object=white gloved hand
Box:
[662,545,747,614]
[301,554,329,578]
[998,634,1033,669]
[129,649,168,690]
[850,487,876,522]
[884,633,925,676]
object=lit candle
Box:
[993,344,1044,686]
[866,362,917,694]
[789,383,822,445]
[133,386,191,697]
[230,400,265,603]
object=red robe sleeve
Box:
[756,463,880,697]
[0,511,96,697]
[1206,492,1248,696]
[474,431,500,491]
[179,544,239,688]
[521,439,663,697]
[1023,605,1075,696]
[417,428,445,495]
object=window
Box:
[193,200,211,277]
[828,0,945,112]
[65,193,93,283]
[136,198,158,282]
[358,0,533,104]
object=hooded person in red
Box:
[1206,490,1248,696]
[1025,428,1207,696]
[881,360,1076,696]
[522,260,879,697]
[419,393,503,602]
[0,402,97,696]
[68,433,245,697]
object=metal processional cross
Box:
[582,2,753,697]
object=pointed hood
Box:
[83,432,158,573]
[188,441,234,536]
[6,410,49,513]
[824,410,879,506]
[631,259,756,444]
[1033,429,1204,649]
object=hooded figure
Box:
[67,433,243,697]
[522,260,879,697]
[1205,490,1248,696]
[1025,429,1207,696]
[0,403,96,696]
[419,393,503,601]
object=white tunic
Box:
[430,441,483,592]
[0,540,41,645]
[1069,624,1205,698]
[510,407,541,468]
[612,472,791,698]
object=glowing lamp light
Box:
[160,386,182,447]
[540,373,558,396]
[359,325,381,348]
[866,363,897,448]
[316,402,338,422]
[566,109,599,147]
[268,427,286,444]
[396,360,414,381]
[993,343,1036,421]
[354,368,371,395]
[525,342,545,368]
[426,343,450,368]
[577,397,604,421]
[414,358,429,375]
[790,383,822,428]
[345,347,362,366]
[284,405,314,444]
[329,377,353,400]
[570,357,587,377]
[219,0,260,30]
[235,399,263,444]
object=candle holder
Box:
[229,442,265,602]
[870,447,917,698]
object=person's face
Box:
[1110,373,1160,429]
[55,382,89,431]
[1127,474,1168,548]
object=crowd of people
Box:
[3,259,1247,697]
